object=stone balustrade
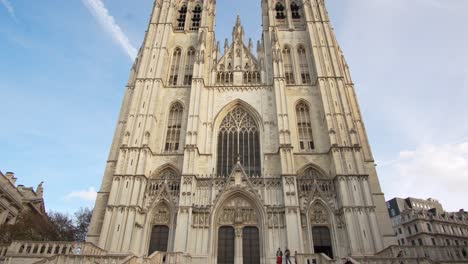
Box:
[4,241,107,258]
[139,252,191,264]
[34,254,132,264]
[376,245,468,262]
[0,244,8,258]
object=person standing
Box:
[276,248,283,264]
[285,248,291,264]
[294,250,298,264]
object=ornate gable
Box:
[214,16,263,85]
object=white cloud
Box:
[380,141,468,212]
[1,0,16,19]
[65,187,97,202]
[82,0,137,60]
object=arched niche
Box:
[306,200,337,259]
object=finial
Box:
[236,15,241,26]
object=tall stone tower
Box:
[87,0,396,262]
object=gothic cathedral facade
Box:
[87,0,396,262]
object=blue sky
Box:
[0,0,467,213]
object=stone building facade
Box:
[387,197,468,251]
[0,171,45,225]
[85,0,397,262]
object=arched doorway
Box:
[308,202,335,259]
[312,226,333,258]
[148,225,169,255]
[213,194,263,264]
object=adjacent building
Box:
[387,197,468,248]
[0,171,46,225]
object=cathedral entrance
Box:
[242,227,260,264]
[218,226,235,264]
[214,195,263,264]
[148,225,169,255]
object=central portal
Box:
[215,195,262,264]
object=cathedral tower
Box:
[87,0,396,261]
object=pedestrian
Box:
[294,250,298,264]
[276,248,283,264]
[285,248,291,264]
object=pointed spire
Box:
[248,38,253,52]
[232,15,245,43]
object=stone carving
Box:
[153,206,170,224]
[310,203,328,225]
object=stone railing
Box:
[354,257,434,264]
[295,253,339,264]
[375,245,468,262]
[147,179,180,198]
[4,241,107,258]
[137,252,191,264]
[0,244,8,258]
[33,254,132,264]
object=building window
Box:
[296,102,315,151]
[297,46,311,84]
[148,225,169,256]
[275,2,286,19]
[243,71,261,84]
[176,5,187,30]
[168,48,182,86]
[184,48,196,85]
[418,239,423,246]
[398,228,402,234]
[217,71,234,85]
[217,107,260,177]
[291,2,301,19]
[191,5,202,30]
[431,238,436,245]
[283,47,295,84]
[446,239,450,246]
[427,223,432,232]
[312,227,333,259]
[411,240,416,246]
[164,103,184,152]
[407,227,412,235]
[401,239,405,245]
[414,224,418,233]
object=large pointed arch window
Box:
[165,103,183,152]
[217,107,260,177]
[183,48,196,85]
[176,5,188,31]
[275,2,286,19]
[168,48,182,86]
[296,102,314,151]
[283,47,295,84]
[298,46,311,84]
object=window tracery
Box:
[243,71,261,84]
[184,48,196,85]
[217,107,260,177]
[168,48,182,86]
[298,47,311,84]
[176,5,187,31]
[283,47,295,84]
[165,103,183,152]
[291,2,301,19]
[275,2,286,19]
[190,5,202,30]
[296,102,314,150]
